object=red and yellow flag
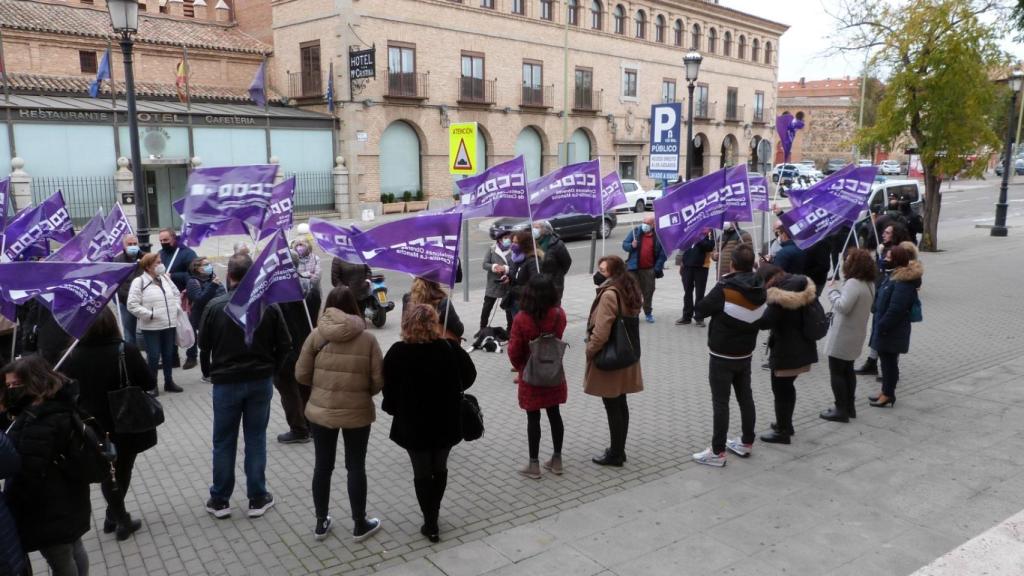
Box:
[175,60,189,103]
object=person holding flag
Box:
[712,222,753,280]
[531,221,572,301]
[113,234,144,346]
[622,214,667,324]
[158,228,198,369]
[675,228,715,327]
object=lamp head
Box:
[107,0,140,34]
[683,51,703,82]
[1011,70,1024,93]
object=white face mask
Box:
[154,264,166,276]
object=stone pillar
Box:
[214,0,231,22]
[9,157,31,212]
[114,157,138,226]
[269,156,284,185]
[192,0,209,20]
[191,156,202,169]
[333,156,352,219]
[167,0,183,18]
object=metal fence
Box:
[31,176,117,228]
[287,171,334,216]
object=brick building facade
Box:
[775,77,860,167]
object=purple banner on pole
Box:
[654,167,731,251]
[721,165,753,224]
[748,173,770,212]
[601,172,629,213]
[48,209,108,263]
[309,217,360,263]
[174,197,250,248]
[261,177,296,235]
[102,203,135,260]
[183,165,278,227]
[778,202,848,250]
[804,166,877,222]
[776,113,805,164]
[455,156,530,218]
[529,159,602,219]
[350,212,462,287]
[0,261,137,338]
[0,177,10,232]
[786,164,854,208]
[225,230,304,346]
[1,191,74,262]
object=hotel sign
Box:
[14,108,326,129]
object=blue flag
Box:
[326,61,335,113]
[88,49,112,99]
[249,60,267,107]
[225,230,304,346]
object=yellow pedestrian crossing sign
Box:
[449,122,478,175]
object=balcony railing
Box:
[725,103,744,122]
[752,109,767,124]
[694,101,714,121]
[521,84,552,108]
[287,71,322,99]
[386,72,429,100]
[459,77,496,105]
[573,87,602,112]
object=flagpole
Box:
[526,199,541,273]
[53,339,81,371]
[107,42,120,157]
[9,321,15,360]
[262,55,271,163]
[714,229,723,280]
[182,45,192,112]
[302,298,315,331]
[830,226,857,282]
[113,293,126,338]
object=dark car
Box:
[825,158,847,175]
[489,212,617,241]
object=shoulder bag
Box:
[108,343,165,434]
[593,290,641,371]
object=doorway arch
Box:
[571,128,593,163]
[720,134,739,168]
[515,126,545,180]
[689,133,708,178]
[379,120,422,197]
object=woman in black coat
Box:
[2,356,92,575]
[382,303,476,543]
[0,431,25,576]
[61,307,157,541]
[505,229,542,316]
[757,267,820,444]
[868,244,922,407]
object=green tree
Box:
[832,0,1008,251]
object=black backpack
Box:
[64,409,117,484]
[802,299,830,341]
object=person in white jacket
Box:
[819,248,877,422]
[127,252,183,393]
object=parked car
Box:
[825,158,848,175]
[857,159,873,167]
[614,179,652,213]
[796,163,823,179]
[879,160,901,175]
[994,158,1024,176]
[771,163,801,184]
[489,212,618,241]
[852,179,926,245]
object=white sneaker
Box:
[692,447,726,467]
[725,438,752,458]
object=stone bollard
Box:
[113,157,138,225]
[270,156,285,185]
[9,157,31,212]
[333,155,353,219]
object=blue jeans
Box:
[211,378,273,501]
[142,328,176,385]
[119,303,138,346]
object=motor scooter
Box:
[362,274,394,328]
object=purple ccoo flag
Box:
[1,191,74,262]
[776,112,805,164]
[225,230,304,346]
[456,156,530,218]
[102,203,135,260]
[654,167,742,251]
[721,165,753,224]
[748,173,770,212]
[349,212,462,287]
[183,165,279,227]
[790,165,877,223]
[786,164,854,208]
[0,177,10,232]
[261,176,296,235]
[173,197,250,248]
[309,218,361,263]
[778,203,848,251]
[529,159,602,219]
[0,261,137,338]
[601,172,629,213]
[48,209,108,263]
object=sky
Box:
[720,0,1024,82]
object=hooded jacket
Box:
[760,274,820,370]
[694,271,767,358]
[870,259,923,354]
[295,309,384,429]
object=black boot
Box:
[413,479,439,543]
[115,513,142,541]
[103,509,117,534]
[821,379,850,422]
[854,357,878,376]
[848,378,858,419]
[819,408,850,423]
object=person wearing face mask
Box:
[712,222,753,281]
[127,252,184,393]
[479,232,514,335]
[676,228,715,326]
[158,229,196,369]
[114,234,145,345]
[292,239,322,296]
[622,214,667,324]
[186,257,226,368]
[505,230,541,317]
[769,221,806,275]
[531,221,572,300]
[865,244,922,408]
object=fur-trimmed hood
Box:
[898,241,919,260]
[891,259,923,283]
[767,274,818,310]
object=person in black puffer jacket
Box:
[867,244,923,408]
[2,356,91,576]
[0,429,25,576]
[532,221,572,301]
[757,267,819,444]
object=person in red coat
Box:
[508,275,567,480]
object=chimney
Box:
[799,77,805,87]
[93,0,106,9]
[144,0,160,14]
[167,0,183,17]
[193,0,208,19]
[214,0,231,22]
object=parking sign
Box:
[649,103,682,180]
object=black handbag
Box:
[460,393,484,442]
[593,290,641,371]
[107,344,165,434]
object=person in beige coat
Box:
[295,285,384,543]
[585,255,644,467]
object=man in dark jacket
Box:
[771,221,806,274]
[676,228,715,326]
[532,221,572,300]
[274,253,318,445]
[622,214,667,323]
[199,254,291,520]
[113,234,144,345]
[158,228,196,367]
[691,244,767,467]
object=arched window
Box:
[707,27,717,54]
[738,34,747,59]
[752,38,760,62]
[673,19,683,46]
[765,41,773,65]
[567,0,578,25]
[613,4,625,34]
[655,15,666,43]
[691,23,701,50]
[723,31,732,56]
[634,10,646,39]
[590,0,602,30]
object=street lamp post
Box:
[107,0,150,250]
[683,51,703,181]
[993,70,1024,237]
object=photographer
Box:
[480,231,513,335]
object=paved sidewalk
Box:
[68,230,1024,576]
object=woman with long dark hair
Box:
[505,229,541,316]
[382,304,476,542]
[403,278,464,340]
[295,285,385,543]
[508,275,567,478]
[585,255,644,467]
[60,307,157,541]
[868,244,922,407]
